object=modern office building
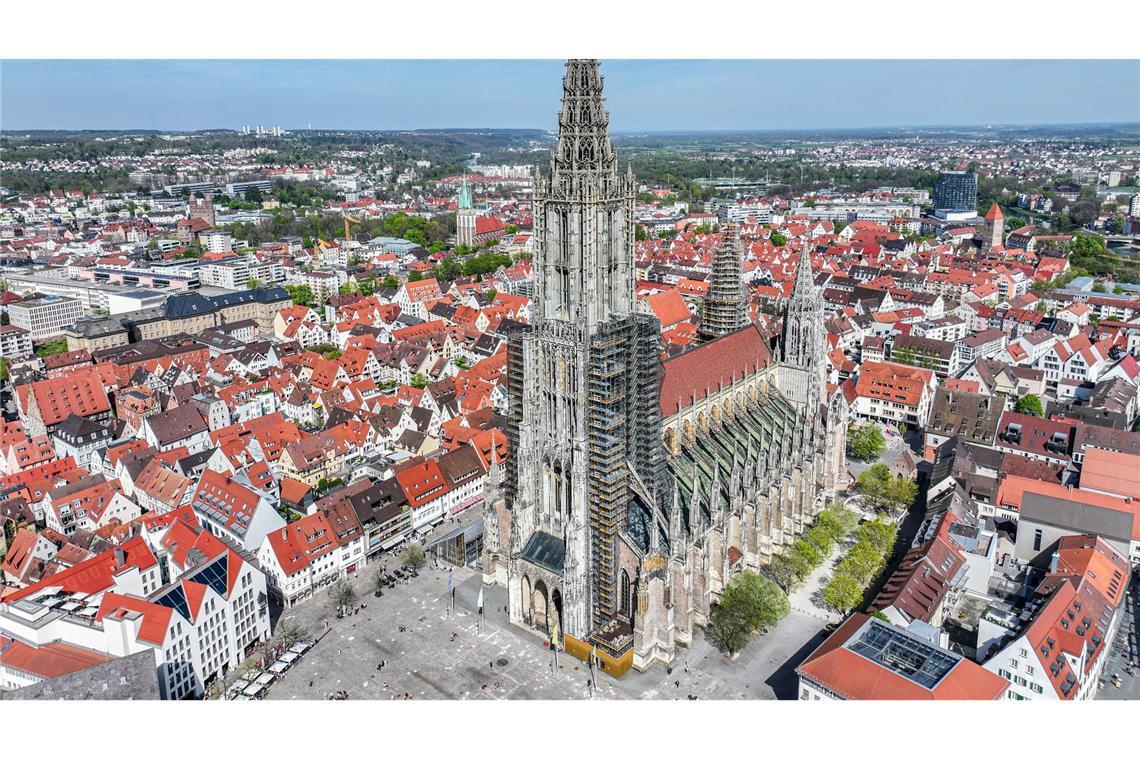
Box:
[7,296,85,340]
[933,171,977,219]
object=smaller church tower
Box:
[777,242,827,410]
[981,202,1004,252]
[698,223,746,342]
[457,174,477,247]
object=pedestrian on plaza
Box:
[490,660,494,670]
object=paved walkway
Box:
[265,561,830,700]
[788,539,846,625]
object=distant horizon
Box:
[4,121,1139,136]
[3,60,1138,132]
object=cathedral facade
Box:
[482,59,847,675]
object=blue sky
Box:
[2,59,1138,131]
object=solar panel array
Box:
[190,556,230,597]
[156,585,191,620]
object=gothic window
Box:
[620,570,632,619]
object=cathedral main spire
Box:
[550,59,617,183]
[533,58,636,327]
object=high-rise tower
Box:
[699,223,746,341]
[507,60,666,650]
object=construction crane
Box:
[344,215,361,249]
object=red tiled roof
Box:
[1079,447,1140,499]
[796,614,1008,700]
[26,368,111,426]
[0,636,111,680]
[659,325,773,417]
[395,459,449,509]
[265,512,339,576]
[7,536,157,602]
[646,289,692,329]
[96,593,173,645]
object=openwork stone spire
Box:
[782,240,825,370]
[551,59,618,184]
[699,223,745,341]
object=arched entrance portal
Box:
[551,588,564,638]
[533,580,549,634]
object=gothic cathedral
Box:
[482,59,847,676]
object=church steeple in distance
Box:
[459,173,473,210]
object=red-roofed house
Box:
[257,512,344,607]
[981,535,1128,700]
[797,613,1008,700]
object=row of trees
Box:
[854,464,918,514]
[820,518,898,614]
[431,251,513,282]
[764,504,859,594]
[889,344,942,372]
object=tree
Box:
[275,620,307,649]
[372,568,387,597]
[454,356,470,371]
[284,284,315,307]
[769,231,788,247]
[790,539,824,569]
[244,186,263,204]
[404,227,427,247]
[840,541,885,583]
[434,256,463,283]
[1014,393,1044,417]
[856,518,897,556]
[709,570,790,654]
[410,372,427,389]
[821,573,864,614]
[407,270,424,283]
[0,357,9,383]
[708,590,754,655]
[635,225,648,241]
[856,464,915,513]
[847,424,886,462]
[401,543,426,569]
[816,503,858,540]
[327,579,356,611]
[381,274,399,290]
[247,278,262,289]
[736,571,790,633]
